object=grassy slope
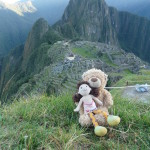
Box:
[0,71,150,149]
[72,47,118,67]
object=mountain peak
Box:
[0,0,37,16]
[22,18,49,68]
[56,0,118,45]
[24,18,49,52]
[13,0,37,15]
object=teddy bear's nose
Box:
[91,78,98,82]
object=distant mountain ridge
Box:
[0,0,36,16]
[0,18,149,103]
[0,0,68,56]
[55,0,118,45]
[55,0,150,63]
[106,0,150,19]
[0,8,32,55]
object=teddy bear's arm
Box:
[102,89,113,108]
[91,95,103,106]
[74,98,83,112]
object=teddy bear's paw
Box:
[107,115,120,126]
[94,126,107,136]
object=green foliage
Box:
[43,28,63,45]
[100,54,117,67]
[26,43,51,75]
[72,47,97,58]
[56,22,79,39]
[113,70,150,87]
[139,69,150,76]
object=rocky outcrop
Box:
[55,0,119,45]
[109,7,150,63]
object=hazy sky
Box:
[105,0,149,6]
[3,0,149,6]
[1,0,20,3]
[2,0,69,4]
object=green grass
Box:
[140,69,150,76]
[0,70,150,149]
[0,88,150,149]
[113,70,150,86]
[101,54,117,67]
[72,47,96,58]
[72,47,117,67]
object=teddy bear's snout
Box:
[91,78,98,82]
[88,77,101,88]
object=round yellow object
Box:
[94,126,107,136]
[107,116,120,126]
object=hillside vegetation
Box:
[0,70,150,149]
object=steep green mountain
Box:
[0,18,63,103]
[109,7,150,62]
[55,0,118,45]
[55,0,150,63]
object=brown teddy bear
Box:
[73,68,120,136]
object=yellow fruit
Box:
[94,126,107,136]
[107,115,120,126]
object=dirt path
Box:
[122,87,150,104]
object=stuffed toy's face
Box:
[82,68,108,89]
[88,77,101,88]
[78,84,91,96]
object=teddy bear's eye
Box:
[80,87,82,89]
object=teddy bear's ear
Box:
[82,73,86,80]
[104,74,108,81]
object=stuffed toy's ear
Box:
[104,74,108,82]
